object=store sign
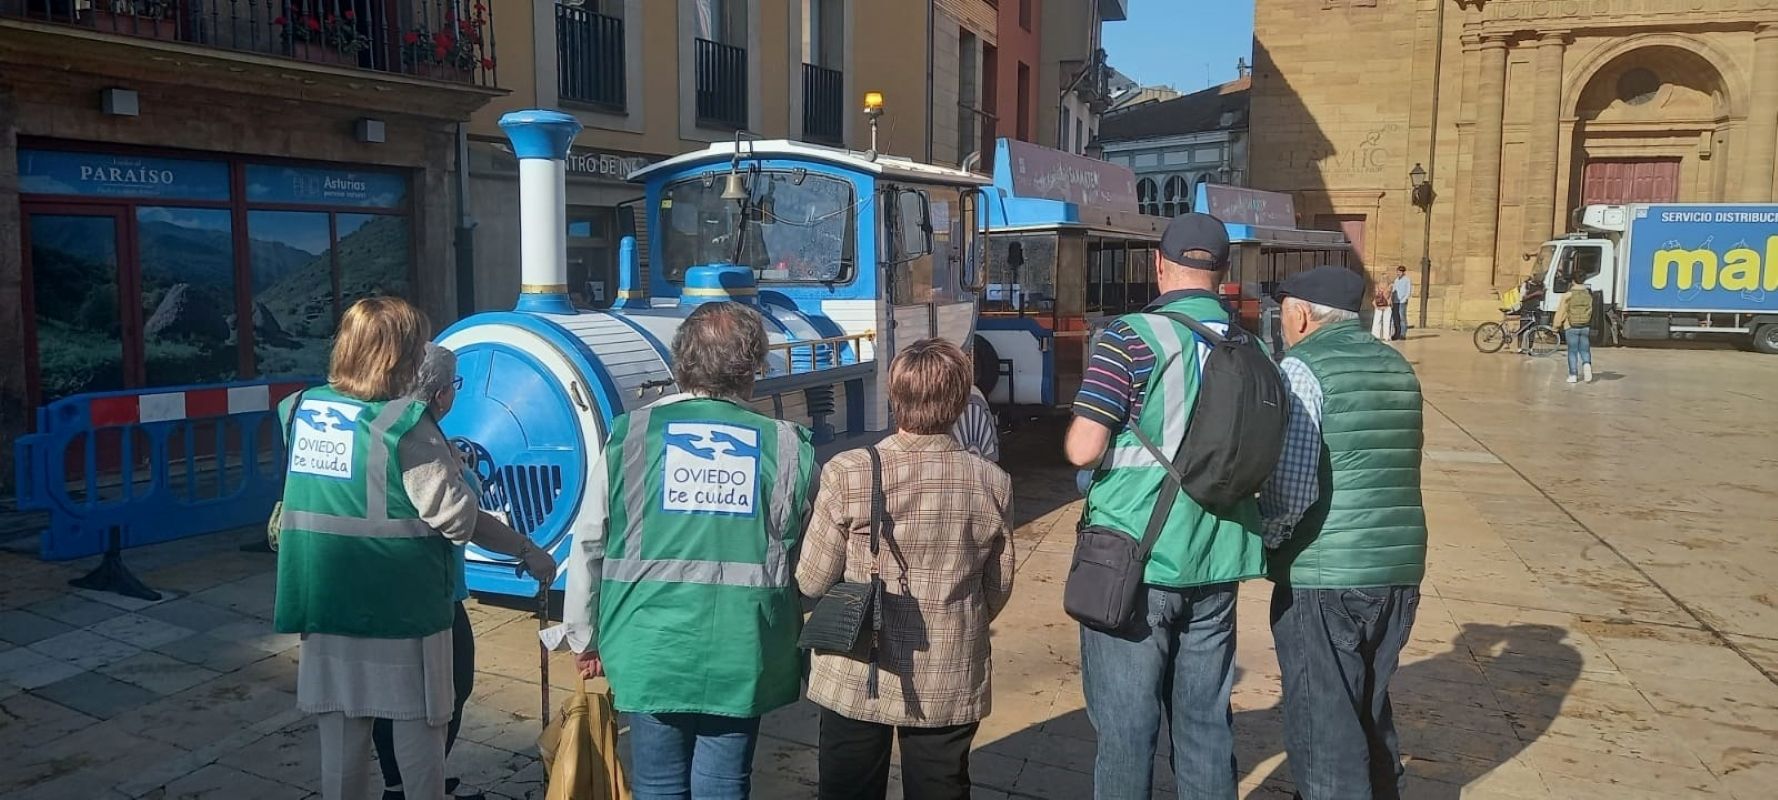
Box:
[246,165,408,208]
[1004,139,1139,210]
[18,150,231,201]
[1198,184,1296,228]
[566,149,656,182]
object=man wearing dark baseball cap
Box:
[1261,264,1429,800]
[1062,212,1261,799]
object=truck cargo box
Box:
[1623,205,1778,314]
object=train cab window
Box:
[661,170,856,283]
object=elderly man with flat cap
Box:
[1261,266,1429,800]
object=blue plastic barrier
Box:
[14,379,316,561]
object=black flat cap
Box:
[1159,212,1230,271]
[1276,266,1367,313]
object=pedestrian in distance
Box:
[1063,213,1274,800]
[1390,266,1413,340]
[1265,266,1430,800]
[799,338,1015,800]
[274,297,475,800]
[1370,282,1394,341]
[554,301,816,800]
[1553,277,1596,383]
[371,344,557,800]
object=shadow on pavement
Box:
[983,622,1579,799]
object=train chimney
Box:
[498,109,584,315]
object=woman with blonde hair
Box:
[798,338,1016,800]
[274,296,479,800]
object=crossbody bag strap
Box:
[1125,311,1222,562]
[865,446,886,696]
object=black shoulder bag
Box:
[798,447,888,662]
[1063,425,1191,632]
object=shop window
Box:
[27,213,126,401]
[337,214,412,305]
[137,207,239,387]
[249,211,336,381]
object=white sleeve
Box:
[541,449,609,654]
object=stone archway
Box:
[1566,39,1736,213]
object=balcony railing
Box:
[802,63,843,146]
[557,4,623,110]
[695,37,747,131]
[1,0,499,87]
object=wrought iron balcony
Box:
[695,37,747,131]
[556,3,623,111]
[802,63,842,146]
[0,0,499,87]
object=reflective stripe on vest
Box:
[1103,315,1192,469]
[362,399,414,523]
[608,394,803,588]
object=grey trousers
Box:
[319,712,446,800]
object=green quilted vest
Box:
[273,386,455,639]
[598,395,815,718]
[1081,295,1266,589]
[1269,321,1428,589]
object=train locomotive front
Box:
[442,109,988,597]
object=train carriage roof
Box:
[629,140,991,186]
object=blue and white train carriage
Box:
[441,108,989,596]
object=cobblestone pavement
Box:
[3,331,1777,799]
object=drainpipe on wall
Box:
[1418,0,1447,329]
[454,123,477,319]
[925,0,935,162]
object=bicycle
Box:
[1473,313,1562,356]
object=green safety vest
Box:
[273,385,455,639]
[1269,320,1428,589]
[1081,295,1267,589]
[599,395,814,718]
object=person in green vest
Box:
[1263,266,1429,800]
[553,301,815,800]
[1063,213,1267,799]
[274,297,479,800]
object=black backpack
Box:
[1134,312,1290,511]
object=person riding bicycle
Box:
[1513,275,1547,352]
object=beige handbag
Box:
[539,678,632,800]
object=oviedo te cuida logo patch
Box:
[660,421,761,517]
[289,399,364,480]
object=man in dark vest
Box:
[1262,266,1429,800]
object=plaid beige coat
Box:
[796,432,1016,728]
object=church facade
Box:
[1251,0,1778,323]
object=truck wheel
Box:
[972,335,1002,394]
[1754,324,1778,355]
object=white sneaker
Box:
[1583,364,1593,382]
[1566,375,1579,384]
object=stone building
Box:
[1,3,501,490]
[1251,0,1778,323]
[1099,77,1250,217]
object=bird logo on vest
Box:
[289,399,364,480]
[661,421,761,517]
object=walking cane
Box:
[537,586,551,727]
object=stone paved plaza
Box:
[3,331,1777,799]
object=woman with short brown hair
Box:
[798,338,1017,800]
[274,296,480,800]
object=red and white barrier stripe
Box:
[87,382,309,428]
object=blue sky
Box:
[1102,0,1254,94]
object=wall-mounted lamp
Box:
[101,88,139,117]
[1083,136,1104,160]
[356,118,386,144]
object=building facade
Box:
[1037,0,1127,155]
[1100,77,1250,217]
[1252,0,1778,323]
[465,0,1004,312]
[1,2,501,489]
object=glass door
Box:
[23,206,131,407]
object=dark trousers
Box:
[375,602,474,789]
[1271,585,1419,800]
[1390,302,1408,339]
[817,707,979,800]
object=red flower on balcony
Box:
[277,10,370,57]
[305,17,321,32]
[400,10,490,75]
[480,58,495,71]
[344,9,354,21]
[273,15,286,25]
[403,31,420,45]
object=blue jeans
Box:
[625,713,761,800]
[1565,327,1592,376]
[1271,585,1420,800]
[1391,302,1408,339]
[1080,583,1239,800]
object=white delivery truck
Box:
[1535,203,1778,353]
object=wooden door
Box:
[1581,160,1681,206]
